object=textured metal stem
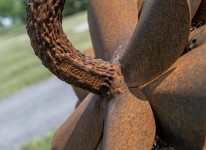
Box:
[26,0,123,96]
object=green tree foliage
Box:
[0,0,24,17]
[63,0,90,16]
[0,0,25,23]
[0,0,90,23]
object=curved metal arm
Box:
[26,0,124,96]
[121,0,190,87]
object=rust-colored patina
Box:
[187,0,201,18]
[193,0,206,22]
[121,0,190,87]
[26,0,206,149]
[88,0,155,148]
[187,24,206,50]
[88,0,138,61]
[103,88,155,150]
[26,0,117,96]
[137,0,144,12]
[72,48,95,106]
[52,94,103,150]
[143,44,206,149]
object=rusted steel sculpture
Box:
[26,0,206,149]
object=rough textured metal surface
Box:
[51,94,103,150]
[121,0,190,87]
[26,0,117,95]
[72,48,95,106]
[26,1,156,149]
[193,0,206,23]
[88,0,138,61]
[187,25,206,50]
[142,44,206,149]
[103,88,155,150]
[187,0,201,18]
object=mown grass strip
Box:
[20,133,53,150]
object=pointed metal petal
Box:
[187,0,201,18]
[193,0,206,22]
[51,94,103,150]
[103,89,155,150]
[88,0,138,60]
[142,44,206,149]
[121,0,190,87]
[187,24,206,51]
[137,0,144,15]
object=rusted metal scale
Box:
[193,0,206,23]
[51,94,103,150]
[137,0,144,16]
[26,0,117,95]
[121,0,190,87]
[137,0,144,11]
[187,0,201,18]
[142,44,206,149]
[72,48,95,106]
[187,24,206,51]
[88,0,138,61]
[103,88,155,150]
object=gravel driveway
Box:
[0,77,77,150]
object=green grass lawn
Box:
[21,132,53,150]
[0,11,92,99]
